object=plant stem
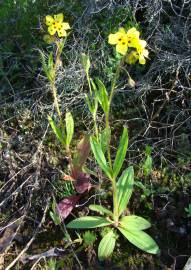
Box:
[51,81,62,118]
[86,71,99,139]
[111,177,119,223]
[93,114,99,140]
[109,59,123,106]
[50,40,65,130]
[105,56,125,222]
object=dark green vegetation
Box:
[0,0,191,269]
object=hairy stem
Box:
[105,56,125,221]
[50,40,65,129]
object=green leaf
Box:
[48,116,66,146]
[50,200,61,225]
[117,166,134,216]
[99,127,111,154]
[39,50,55,82]
[73,136,90,172]
[98,230,116,260]
[119,215,151,230]
[113,127,128,178]
[66,216,112,229]
[118,227,160,254]
[89,204,113,218]
[65,112,74,147]
[50,211,61,226]
[145,145,152,155]
[85,94,94,114]
[90,79,97,92]
[81,53,90,74]
[90,136,112,179]
[95,78,109,114]
[48,52,54,69]
[143,155,152,176]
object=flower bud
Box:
[128,77,136,88]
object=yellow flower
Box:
[135,39,149,65]
[45,13,70,37]
[108,28,128,55]
[126,27,140,47]
[126,50,139,64]
[108,26,149,64]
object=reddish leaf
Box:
[57,195,80,220]
[72,136,90,178]
[74,172,92,194]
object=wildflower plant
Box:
[41,13,159,260]
[66,26,159,260]
[41,13,70,120]
[42,14,93,221]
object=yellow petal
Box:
[139,55,146,65]
[61,22,70,30]
[126,51,139,64]
[46,15,54,26]
[139,39,147,49]
[108,33,120,45]
[143,49,149,57]
[127,38,139,48]
[54,13,64,23]
[127,27,140,39]
[57,28,67,37]
[116,43,128,55]
[48,25,57,35]
[118,27,126,34]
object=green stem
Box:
[105,112,112,169]
[51,81,62,118]
[50,40,65,129]
[86,71,99,139]
[87,76,92,95]
[93,114,99,140]
[105,56,125,222]
[111,177,119,223]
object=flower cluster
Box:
[108,27,149,65]
[45,13,70,38]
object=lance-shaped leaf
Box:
[117,166,134,216]
[113,127,128,178]
[74,172,92,194]
[81,53,90,75]
[72,136,90,178]
[66,216,112,229]
[50,200,61,225]
[85,94,93,113]
[40,51,55,82]
[89,204,113,218]
[118,227,160,254]
[48,52,54,69]
[57,195,80,220]
[119,215,151,231]
[143,155,152,176]
[99,127,111,154]
[90,136,112,179]
[98,230,116,261]
[95,78,109,114]
[48,116,66,146]
[65,112,74,147]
